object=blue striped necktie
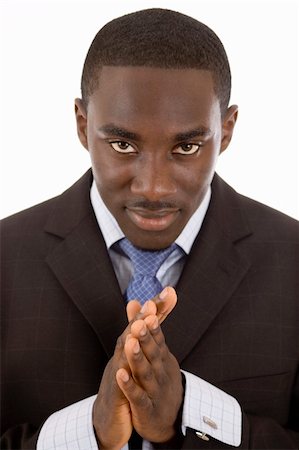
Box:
[118,238,177,304]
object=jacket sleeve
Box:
[1,424,40,450]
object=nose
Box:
[130,155,177,201]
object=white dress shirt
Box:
[37,181,241,449]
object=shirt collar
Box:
[90,180,211,255]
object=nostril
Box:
[131,169,176,199]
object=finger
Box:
[115,303,155,361]
[113,314,143,359]
[154,286,177,322]
[115,285,173,358]
[146,286,177,323]
[125,334,143,360]
[130,319,165,350]
[125,322,170,393]
[95,365,133,450]
[130,320,150,341]
[126,300,141,322]
[143,315,166,347]
[134,286,177,324]
[115,367,130,384]
[116,368,151,412]
[144,314,159,330]
[126,286,177,323]
[126,299,157,323]
[124,332,158,390]
[113,335,130,373]
[133,318,167,363]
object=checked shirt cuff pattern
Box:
[36,395,129,450]
[37,371,241,449]
[181,370,242,446]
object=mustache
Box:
[127,200,179,210]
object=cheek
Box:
[90,150,132,195]
[176,149,220,202]
[183,151,218,184]
[197,139,221,176]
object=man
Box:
[1,8,298,450]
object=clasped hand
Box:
[93,287,183,450]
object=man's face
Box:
[75,67,237,250]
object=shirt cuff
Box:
[36,395,128,450]
[181,370,242,447]
[36,372,241,449]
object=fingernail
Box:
[121,371,129,382]
[133,340,140,354]
[159,287,168,300]
[140,301,148,314]
[139,325,147,337]
[151,317,159,330]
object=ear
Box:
[74,98,88,150]
[220,105,238,154]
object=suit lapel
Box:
[163,175,253,364]
[44,170,127,359]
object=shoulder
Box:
[0,197,60,264]
[237,192,299,241]
[1,170,93,257]
[212,174,299,242]
[1,170,92,228]
[1,195,58,233]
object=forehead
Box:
[87,66,221,129]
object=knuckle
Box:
[142,368,154,382]
[156,371,167,385]
[147,347,160,363]
[135,390,148,407]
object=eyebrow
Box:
[174,128,212,141]
[98,124,211,141]
[97,125,140,141]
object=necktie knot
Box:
[119,238,176,276]
[118,238,177,303]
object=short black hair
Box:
[81,8,231,115]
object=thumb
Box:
[126,286,177,324]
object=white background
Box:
[0,0,298,219]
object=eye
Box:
[110,141,136,154]
[173,143,203,155]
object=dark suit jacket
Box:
[1,169,299,449]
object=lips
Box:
[126,207,180,231]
